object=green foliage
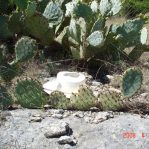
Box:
[36,0,49,13]
[123,0,149,17]
[99,0,122,16]
[0,15,12,39]
[0,62,19,82]
[98,90,123,111]
[24,13,55,45]
[111,18,145,47]
[8,12,23,34]
[0,85,13,110]
[15,36,37,62]
[121,67,143,97]
[43,1,63,27]
[0,0,9,14]
[70,86,98,111]
[65,0,149,61]
[13,0,28,11]
[26,1,37,17]
[49,91,70,109]
[15,79,48,109]
[86,31,105,48]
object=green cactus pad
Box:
[91,18,106,32]
[0,0,9,14]
[68,18,81,44]
[43,1,63,26]
[8,12,23,34]
[115,18,145,47]
[0,15,12,39]
[26,1,37,17]
[13,0,27,10]
[98,90,123,111]
[122,68,143,97]
[24,13,55,45]
[37,0,49,13]
[49,91,70,109]
[0,62,19,82]
[86,31,105,48]
[0,85,13,110]
[70,86,98,111]
[73,2,93,22]
[99,0,122,16]
[15,79,48,109]
[15,36,37,62]
[128,45,144,62]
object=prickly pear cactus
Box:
[98,90,123,111]
[8,12,23,34]
[99,0,122,16]
[13,0,28,10]
[121,67,143,97]
[86,31,105,48]
[73,2,94,22]
[0,15,12,39]
[15,36,37,62]
[43,1,63,27]
[0,63,19,82]
[24,13,55,45]
[70,86,98,111]
[0,0,9,14]
[66,0,108,59]
[111,18,145,47]
[26,1,37,17]
[49,91,71,109]
[15,79,48,109]
[0,85,13,110]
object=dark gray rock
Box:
[58,136,77,145]
[44,122,70,138]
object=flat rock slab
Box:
[0,109,149,149]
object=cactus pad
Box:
[8,12,23,34]
[99,0,122,16]
[86,31,105,48]
[13,0,27,10]
[24,13,55,45]
[121,68,143,97]
[0,63,18,82]
[15,79,48,109]
[70,86,98,111]
[0,85,13,110]
[49,91,70,109]
[0,15,12,39]
[26,1,37,17]
[43,1,63,26]
[15,36,37,62]
[98,90,123,111]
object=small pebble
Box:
[29,117,42,122]
[58,136,77,145]
[52,114,63,119]
[73,112,84,118]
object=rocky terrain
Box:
[0,109,149,149]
